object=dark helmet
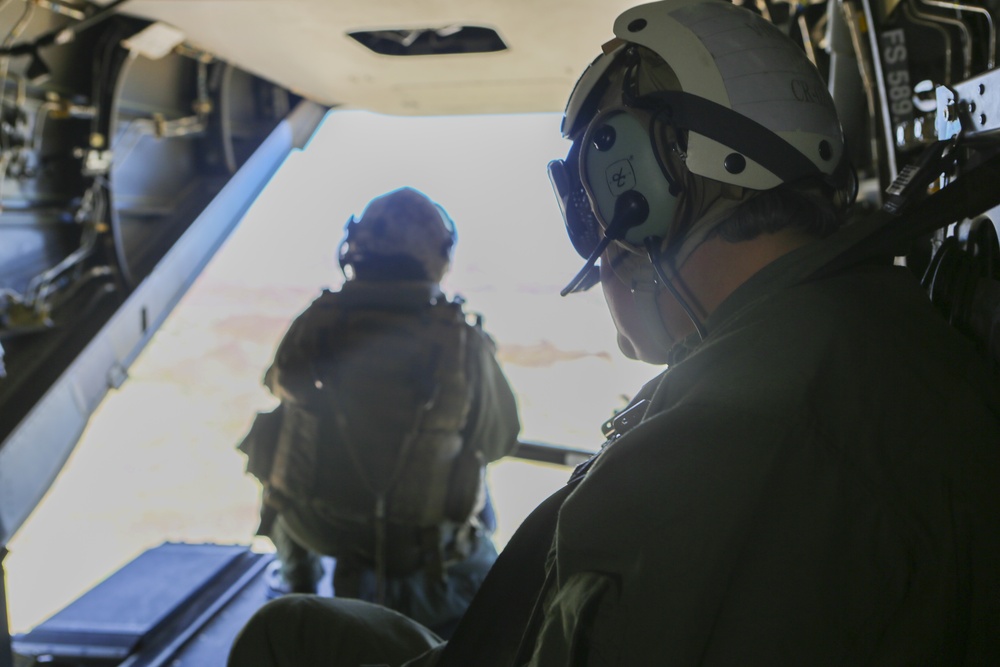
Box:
[339,187,457,283]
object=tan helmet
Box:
[339,187,457,283]
[549,0,854,293]
[564,0,850,189]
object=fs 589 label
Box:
[879,28,915,128]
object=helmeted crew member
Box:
[243,186,520,639]
[229,2,1000,664]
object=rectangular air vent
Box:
[348,26,507,56]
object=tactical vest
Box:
[268,289,483,586]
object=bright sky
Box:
[4,110,660,634]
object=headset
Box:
[549,44,855,300]
[548,121,673,295]
[548,49,685,296]
[548,95,712,338]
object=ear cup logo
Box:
[606,159,636,195]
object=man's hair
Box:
[711,180,846,243]
[351,254,432,282]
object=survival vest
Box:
[263,288,486,593]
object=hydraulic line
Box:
[904,2,954,84]
[920,0,994,70]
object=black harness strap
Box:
[815,150,1000,279]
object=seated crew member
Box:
[229,2,1000,665]
[239,187,520,639]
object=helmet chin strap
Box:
[630,189,751,345]
[642,239,708,342]
[628,262,678,362]
[604,236,706,361]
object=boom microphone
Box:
[560,191,650,296]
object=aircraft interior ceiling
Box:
[122,0,641,115]
[0,0,999,569]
